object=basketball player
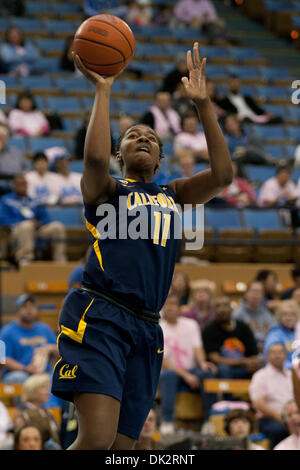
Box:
[51,43,233,450]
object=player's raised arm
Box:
[168,43,233,206]
[73,54,117,204]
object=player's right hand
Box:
[73,53,123,89]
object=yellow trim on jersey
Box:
[125,178,137,182]
[85,219,104,271]
[53,331,63,371]
[60,297,95,344]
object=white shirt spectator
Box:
[8,109,50,137]
[160,316,202,370]
[174,130,207,153]
[0,401,12,443]
[25,170,61,205]
[274,434,300,450]
[57,172,82,205]
[257,177,298,207]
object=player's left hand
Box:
[181,42,207,103]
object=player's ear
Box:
[115,150,124,168]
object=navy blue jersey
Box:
[82,178,182,312]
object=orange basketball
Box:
[73,14,135,76]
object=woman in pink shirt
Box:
[8,91,50,137]
[220,161,256,207]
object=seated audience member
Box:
[224,409,265,450]
[249,343,293,448]
[25,152,60,205]
[126,0,152,26]
[233,281,275,353]
[264,300,300,370]
[74,109,115,161]
[0,294,58,384]
[0,26,39,76]
[170,271,190,306]
[0,123,30,177]
[173,0,228,44]
[203,296,262,379]
[174,114,208,162]
[206,80,226,119]
[153,4,173,26]
[222,114,273,168]
[60,36,76,73]
[159,292,217,435]
[162,53,188,96]
[8,91,50,137]
[258,165,297,208]
[68,248,90,290]
[54,153,82,205]
[219,161,256,208]
[141,91,181,141]
[0,401,13,450]
[14,374,61,450]
[274,400,300,450]
[178,153,195,178]
[183,280,216,331]
[13,424,44,450]
[0,174,67,264]
[281,266,300,300]
[218,75,282,124]
[172,82,196,120]
[134,408,164,450]
[255,269,280,312]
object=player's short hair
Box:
[115,124,164,173]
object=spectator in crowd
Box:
[159,292,217,435]
[233,281,275,353]
[257,165,297,208]
[224,409,265,450]
[0,0,25,17]
[174,113,208,162]
[134,408,163,450]
[281,266,300,300]
[219,161,256,208]
[249,343,293,448]
[170,271,190,306]
[74,109,115,159]
[126,0,152,26]
[177,153,195,178]
[206,80,226,119]
[60,36,76,73]
[162,53,188,96]
[172,82,196,121]
[153,4,173,26]
[255,269,280,312]
[274,400,300,450]
[25,152,61,205]
[218,76,282,124]
[141,91,181,141]
[0,26,39,76]
[183,280,216,331]
[13,424,44,450]
[0,174,67,264]
[8,91,50,137]
[173,0,228,44]
[68,247,90,290]
[14,374,61,450]
[202,296,262,379]
[54,154,82,205]
[264,300,300,370]
[0,123,30,177]
[0,294,58,384]
[221,114,273,170]
[0,401,13,450]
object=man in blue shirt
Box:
[0,294,59,384]
[0,174,66,265]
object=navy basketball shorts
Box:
[51,288,164,440]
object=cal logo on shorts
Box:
[59,364,78,379]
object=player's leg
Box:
[110,433,136,450]
[68,393,120,450]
